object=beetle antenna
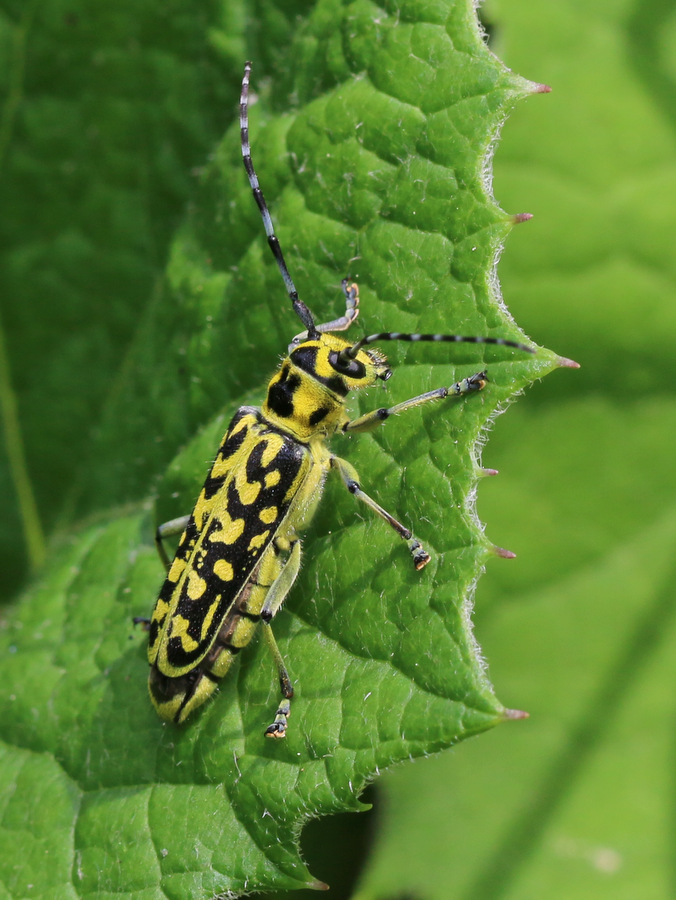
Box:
[240,62,318,338]
[338,331,535,363]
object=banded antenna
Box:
[338,330,535,365]
[240,62,319,338]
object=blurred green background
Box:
[2,0,675,898]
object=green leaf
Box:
[0,0,238,596]
[353,1,676,897]
[0,0,559,896]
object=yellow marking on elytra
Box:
[170,615,199,653]
[167,555,187,583]
[210,513,245,545]
[187,570,207,600]
[192,491,211,531]
[211,420,249,477]
[213,559,234,582]
[264,470,281,488]
[151,597,171,624]
[248,530,270,552]
[230,414,252,437]
[261,434,285,468]
[201,600,220,640]
[283,468,308,504]
[210,454,229,479]
[259,506,278,525]
[235,468,262,505]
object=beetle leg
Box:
[330,456,430,570]
[259,539,301,738]
[343,372,487,434]
[155,514,191,571]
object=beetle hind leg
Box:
[258,539,301,738]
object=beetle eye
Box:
[328,351,366,379]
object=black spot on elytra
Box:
[202,411,251,499]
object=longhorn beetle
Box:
[138,62,534,737]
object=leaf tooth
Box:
[502,708,530,721]
[556,355,581,369]
[492,545,517,560]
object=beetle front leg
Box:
[343,371,487,434]
[330,456,430,570]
